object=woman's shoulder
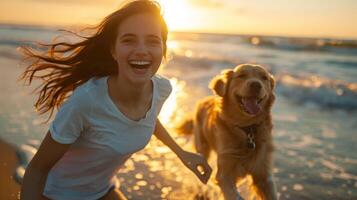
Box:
[153,75,172,99]
[67,76,107,107]
[77,76,106,91]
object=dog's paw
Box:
[193,193,210,200]
[236,194,245,200]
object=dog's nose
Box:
[250,81,262,91]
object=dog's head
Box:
[210,64,275,118]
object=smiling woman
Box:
[18,1,212,200]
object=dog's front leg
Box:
[216,157,244,200]
[251,173,278,200]
[266,175,278,200]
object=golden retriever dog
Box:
[177,64,277,200]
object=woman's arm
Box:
[153,119,212,184]
[21,131,71,200]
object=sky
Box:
[0,0,357,39]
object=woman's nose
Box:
[134,42,149,56]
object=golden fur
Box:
[178,64,277,200]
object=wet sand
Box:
[0,139,21,200]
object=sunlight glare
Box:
[159,0,199,31]
[158,78,186,128]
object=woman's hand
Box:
[179,151,212,184]
[153,120,212,184]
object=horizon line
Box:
[1,21,356,41]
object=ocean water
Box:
[0,24,356,199]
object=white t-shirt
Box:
[43,75,172,200]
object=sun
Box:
[158,0,199,31]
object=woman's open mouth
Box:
[128,60,151,74]
[235,94,264,115]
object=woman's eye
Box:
[121,39,135,44]
[147,39,161,45]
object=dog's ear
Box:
[269,74,275,90]
[265,74,276,110]
[209,69,234,97]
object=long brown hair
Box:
[19,0,168,120]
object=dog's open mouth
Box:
[236,95,264,115]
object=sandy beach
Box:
[0,139,21,200]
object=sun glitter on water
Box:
[158,78,186,128]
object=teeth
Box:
[239,101,249,113]
[129,60,151,65]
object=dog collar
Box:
[240,125,257,150]
[218,113,259,150]
[233,124,258,150]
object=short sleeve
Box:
[49,89,92,144]
[154,75,172,115]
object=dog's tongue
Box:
[242,97,261,115]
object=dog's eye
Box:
[236,74,247,79]
[262,75,268,80]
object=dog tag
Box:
[247,133,256,149]
[247,140,256,149]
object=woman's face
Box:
[111,13,164,85]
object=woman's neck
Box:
[108,75,153,108]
